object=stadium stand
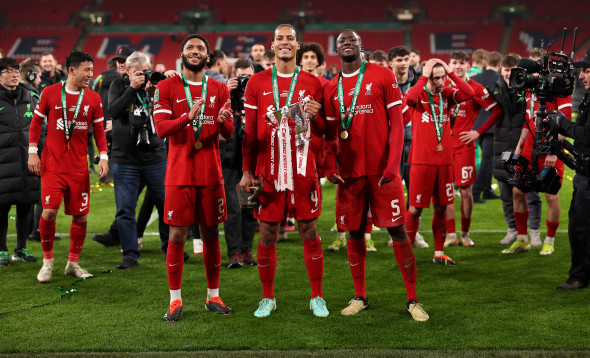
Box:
[508,19,588,58]
[420,0,507,21]
[1,0,90,26]
[0,27,80,64]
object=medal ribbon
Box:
[61,84,84,144]
[425,86,444,143]
[271,65,299,112]
[338,61,367,131]
[181,73,207,142]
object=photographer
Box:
[222,58,257,268]
[552,55,590,290]
[108,51,168,269]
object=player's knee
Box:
[387,225,407,241]
[42,209,58,221]
[169,226,188,244]
[298,220,318,240]
[72,214,87,223]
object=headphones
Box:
[26,69,37,82]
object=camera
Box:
[136,126,151,152]
[509,54,574,102]
[140,69,166,86]
[237,74,250,92]
[501,152,562,195]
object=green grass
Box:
[1,168,589,355]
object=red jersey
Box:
[29,83,106,174]
[404,73,474,165]
[153,74,233,186]
[521,94,572,159]
[323,62,404,180]
[448,79,497,153]
[242,68,324,182]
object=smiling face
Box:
[390,55,409,75]
[181,37,209,73]
[69,61,94,89]
[449,58,469,79]
[272,26,299,63]
[336,30,362,63]
[40,54,56,73]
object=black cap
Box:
[573,50,590,69]
[112,45,135,61]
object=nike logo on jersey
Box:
[168,263,179,267]
[55,105,62,109]
[263,91,273,96]
[311,208,319,213]
[392,217,402,223]
[176,98,186,103]
[217,214,224,220]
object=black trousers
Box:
[473,133,494,199]
[0,203,33,252]
[568,174,590,285]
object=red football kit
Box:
[154,74,233,226]
[448,79,498,186]
[310,75,330,178]
[242,68,324,222]
[323,62,406,230]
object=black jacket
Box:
[39,69,66,92]
[470,69,501,133]
[220,90,245,169]
[560,92,590,160]
[93,70,121,119]
[108,77,167,165]
[0,84,40,205]
[489,78,527,181]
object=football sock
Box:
[405,212,420,244]
[364,233,371,240]
[39,216,55,260]
[337,231,346,239]
[202,239,221,291]
[461,217,471,234]
[546,220,559,239]
[257,241,277,299]
[68,220,86,263]
[514,211,529,236]
[303,236,324,298]
[392,238,417,302]
[166,241,185,290]
[432,210,446,252]
[347,237,367,300]
[170,289,181,304]
[446,218,456,235]
[207,288,219,300]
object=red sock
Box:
[303,236,324,298]
[405,212,420,244]
[546,220,560,238]
[432,211,446,252]
[39,216,55,260]
[166,241,185,290]
[68,220,87,262]
[446,218,456,234]
[514,211,528,235]
[392,238,417,302]
[257,242,277,299]
[461,217,471,233]
[203,239,221,290]
[347,237,367,300]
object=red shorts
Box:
[255,177,321,222]
[336,175,406,231]
[535,155,565,184]
[41,172,90,215]
[164,184,226,227]
[452,149,477,187]
[408,164,454,208]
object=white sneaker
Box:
[529,229,542,247]
[500,228,517,245]
[193,239,203,255]
[64,261,93,278]
[37,258,54,283]
[387,238,393,247]
[413,232,429,248]
[461,233,475,247]
[444,233,458,247]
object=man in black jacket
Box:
[0,57,39,265]
[108,51,168,269]
[39,52,66,92]
[554,55,590,290]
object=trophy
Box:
[265,96,311,146]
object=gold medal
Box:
[195,141,203,150]
[437,144,443,151]
[340,130,349,139]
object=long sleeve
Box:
[447,72,475,104]
[404,76,428,107]
[108,79,135,120]
[242,106,258,172]
[383,103,404,181]
[476,105,503,135]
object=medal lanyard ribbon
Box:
[425,86,444,143]
[181,73,207,142]
[338,61,366,131]
[61,84,84,144]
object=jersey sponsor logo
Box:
[354,104,373,115]
[83,105,90,117]
[201,115,215,125]
[209,95,216,108]
[365,83,373,96]
[56,118,88,131]
[167,210,173,221]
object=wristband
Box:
[28,147,38,154]
[100,154,109,160]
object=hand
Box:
[378,176,390,187]
[227,74,239,92]
[28,153,40,176]
[329,173,345,184]
[188,98,206,121]
[305,99,320,121]
[434,58,452,74]
[105,120,112,131]
[130,72,146,90]
[217,102,233,123]
[164,70,178,78]
[459,130,479,144]
[422,59,438,78]
[98,159,109,179]
[545,155,557,167]
[145,80,156,94]
[239,170,256,193]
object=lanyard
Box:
[425,86,444,143]
[61,84,84,145]
[181,73,208,142]
[338,61,367,131]
[271,65,299,112]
